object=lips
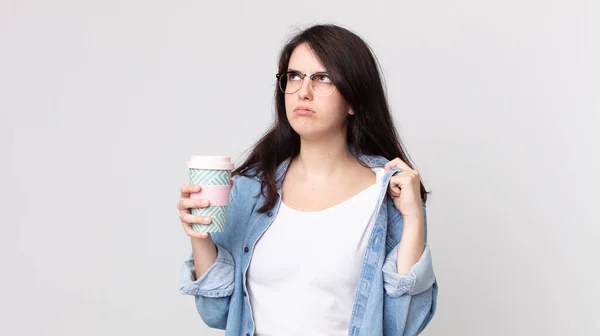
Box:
[294,106,314,113]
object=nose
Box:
[296,75,313,101]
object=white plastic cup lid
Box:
[188,156,234,170]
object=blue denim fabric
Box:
[180,150,438,335]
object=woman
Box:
[178,24,437,336]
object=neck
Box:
[293,132,355,181]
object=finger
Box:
[390,186,401,195]
[393,159,412,172]
[181,213,212,225]
[390,171,420,188]
[177,198,196,213]
[181,184,202,197]
[388,174,405,188]
[177,201,191,215]
[177,198,188,212]
[386,158,412,173]
[385,158,401,171]
[181,198,211,209]
[388,186,401,197]
[388,175,403,195]
[183,222,210,239]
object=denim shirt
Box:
[180,151,438,336]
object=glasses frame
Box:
[275,71,337,97]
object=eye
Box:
[316,74,332,83]
[288,72,302,81]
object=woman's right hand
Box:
[177,184,212,239]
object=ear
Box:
[348,107,355,116]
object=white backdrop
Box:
[1,1,598,335]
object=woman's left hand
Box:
[384,157,424,219]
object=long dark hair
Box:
[233,24,430,213]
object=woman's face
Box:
[284,43,354,140]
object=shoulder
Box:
[230,173,262,208]
[232,173,261,192]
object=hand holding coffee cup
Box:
[178,184,214,239]
[179,156,234,236]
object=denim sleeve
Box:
[179,243,235,297]
[179,243,235,330]
[179,175,246,330]
[382,243,436,297]
[383,281,438,335]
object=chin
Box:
[292,125,335,142]
[289,123,317,138]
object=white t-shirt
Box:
[246,168,384,336]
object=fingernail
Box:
[204,217,211,223]
[201,200,209,206]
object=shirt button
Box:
[267,211,272,217]
[244,247,249,253]
[243,291,247,297]
[246,333,250,336]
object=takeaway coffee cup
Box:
[187,156,234,233]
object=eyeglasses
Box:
[275,71,336,96]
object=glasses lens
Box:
[311,74,335,96]
[279,72,302,94]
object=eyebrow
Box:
[287,68,328,74]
